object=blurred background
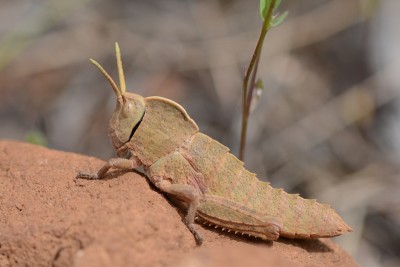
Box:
[0,0,399,266]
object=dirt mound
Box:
[0,140,358,267]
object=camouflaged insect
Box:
[77,43,352,244]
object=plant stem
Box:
[247,54,261,115]
[239,0,276,161]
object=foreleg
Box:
[76,156,141,179]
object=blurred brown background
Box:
[0,0,399,266]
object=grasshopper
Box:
[77,43,352,244]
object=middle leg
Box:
[148,152,205,244]
[156,180,203,244]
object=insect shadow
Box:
[278,237,333,253]
[75,169,143,181]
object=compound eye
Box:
[122,102,132,117]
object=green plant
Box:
[239,0,288,161]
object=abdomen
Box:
[180,132,351,238]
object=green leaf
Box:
[259,0,271,20]
[270,10,288,27]
[255,78,264,90]
[274,0,282,11]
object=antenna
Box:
[115,42,127,94]
[89,58,121,97]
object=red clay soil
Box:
[0,140,358,267]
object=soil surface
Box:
[0,140,358,267]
